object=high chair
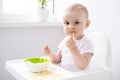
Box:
[5,32,112,80]
[64,32,112,80]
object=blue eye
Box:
[64,22,69,25]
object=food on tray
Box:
[24,57,49,64]
[24,57,50,72]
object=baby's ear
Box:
[85,20,90,29]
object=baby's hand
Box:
[43,44,51,55]
[66,33,77,49]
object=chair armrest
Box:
[63,67,112,80]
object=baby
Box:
[43,3,94,71]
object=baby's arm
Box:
[66,34,93,70]
[43,44,62,63]
[69,46,92,70]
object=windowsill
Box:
[0,14,63,28]
[0,21,63,27]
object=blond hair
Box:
[66,3,89,19]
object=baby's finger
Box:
[72,32,75,40]
[43,44,50,55]
[69,33,74,42]
[44,44,48,48]
[70,36,73,43]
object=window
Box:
[0,0,2,15]
[3,0,38,15]
[0,0,87,21]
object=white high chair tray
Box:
[5,59,109,80]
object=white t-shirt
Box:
[58,35,94,72]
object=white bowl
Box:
[24,57,50,72]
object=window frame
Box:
[0,0,3,15]
[0,21,63,27]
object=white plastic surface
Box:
[5,32,112,80]
[5,59,111,80]
[88,32,112,68]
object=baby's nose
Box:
[69,24,74,28]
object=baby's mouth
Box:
[68,31,76,34]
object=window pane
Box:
[3,0,38,15]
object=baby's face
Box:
[63,11,90,40]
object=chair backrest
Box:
[88,32,112,68]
